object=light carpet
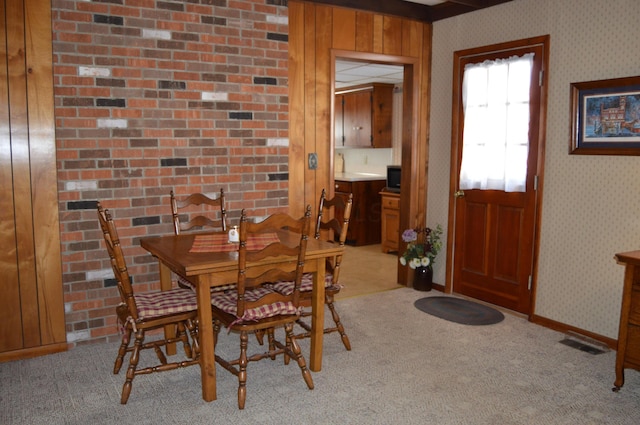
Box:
[1,288,639,425]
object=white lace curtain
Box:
[459,53,534,193]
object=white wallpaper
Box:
[429,0,640,339]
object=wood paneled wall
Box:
[287,1,433,285]
[0,0,66,361]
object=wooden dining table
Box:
[140,230,344,402]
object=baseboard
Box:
[530,314,617,351]
[407,284,615,350]
[0,342,69,363]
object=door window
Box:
[460,53,534,192]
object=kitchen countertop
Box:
[334,172,385,182]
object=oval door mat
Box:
[414,296,505,325]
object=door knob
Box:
[454,190,465,198]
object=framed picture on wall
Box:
[570,75,640,155]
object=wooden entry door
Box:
[450,37,548,314]
[453,188,536,313]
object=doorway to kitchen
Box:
[331,50,418,287]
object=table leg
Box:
[309,257,325,372]
[613,264,634,391]
[197,274,217,401]
[158,261,177,355]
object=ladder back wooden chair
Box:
[97,202,200,404]
[210,206,314,409]
[170,189,231,291]
[271,188,354,350]
[171,189,227,234]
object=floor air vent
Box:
[559,332,608,355]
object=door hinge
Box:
[539,70,543,86]
[528,275,532,290]
[534,175,538,190]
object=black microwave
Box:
[386,165,401,193]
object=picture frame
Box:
[570,75,640,155]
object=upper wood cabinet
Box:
[335,83,394,148]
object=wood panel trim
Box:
[287,1,306,217]
[382,15,403,56]
[372,15,383,53]
[355,11,373,52]
[0,0,25,352]
[26,0,66,345]
[0,342,68,363]
[332,7,356,51]
[529,35,550,315]
[314,5,333,211]
[288,1,432,287]
[1,0,66,355]
[8,0,41,348]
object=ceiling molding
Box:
[300,0,513,23]
[301,0,433,21]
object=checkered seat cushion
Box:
[210,286,299,325]
[269,272,334,296]
[177,274,236,293]
[134,288,198,319]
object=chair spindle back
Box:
[170,189,227,234]
[236,206,311,318]
[97,202,139,321]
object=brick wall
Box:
[52,0,290,345]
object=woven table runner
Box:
[189,232,280,253]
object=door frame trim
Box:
[330,49,423,285]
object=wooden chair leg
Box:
[326,296,351,351]
[152,341,168,365]
[176,322,193,359]
[186,319,200,360]
[295,316,312,331]
[283,327,292,365]
[121,330,144,404]
[114,327,132,374]
[266,328,277,360]
[254,329,265,345]
[213,320,220,347]
[238,331,249,410]
[284,323,314,390]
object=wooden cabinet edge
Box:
[613,250,640,391]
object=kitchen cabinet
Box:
[379,190,400,253]
[334,179,386,246]
[335,83,394,149]
[613,250,640,391]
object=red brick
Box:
[53,0,291,346]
